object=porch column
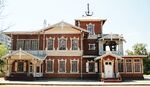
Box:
[33,62,36,77]
[115,58,118,78]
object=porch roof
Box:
[2,49,46,60]
[94,52,123,61]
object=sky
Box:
[1,0,150,53]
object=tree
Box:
[0,44,7,72]
[126,43,148,55]
[126,43,150,74]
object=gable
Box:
[42,21,88,34]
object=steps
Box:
[102,77,122,82]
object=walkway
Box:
[0,75,150,86]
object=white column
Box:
[99,41,104,55]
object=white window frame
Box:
[70,59,79,73]
[46,59,54,73]
[118,59,124,73]
[47,37,55,50]
[16,61,26,73]
[88,44,96,50]
[70,37,79,50]
[134,58,142,73]
[58,36,67,50]
[86,60,98,73]
[58,59,66,73]
[86,23,95,35]
[125,59,133,73]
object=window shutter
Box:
[86,62,89,72]
[95,63,98,72]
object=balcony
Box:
[99,51,123,56]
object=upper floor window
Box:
[59,38,66,50]
[72,39,78,50]
[89,44,96,50]
[87,23,95,35]
[47,38,54,50]
[16,39,38,50]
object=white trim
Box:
[70,59,79,73]
[86,23,95,35]
[58,59,66,73]
[133,58,142,73]
[47,37,55,50]
[46,59,54,73]
[88,44,96,50]
[57,36,68,50]
[86,60,97,73]
[70,37,79,50]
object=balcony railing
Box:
[99,51,123,56]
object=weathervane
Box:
[85,3,93,16]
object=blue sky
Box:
[2,0,150,53]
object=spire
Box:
[85,3,93,16]
[43,19,47,28]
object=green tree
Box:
[126,43,148,55]
[0,44,7,72]
[126,43,150,74]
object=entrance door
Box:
[104,61,113,78]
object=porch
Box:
[2,49,45,80]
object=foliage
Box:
[0,44,7,57]
[126,43,150,74]
[126,43,148,55]
[0,44,7,72]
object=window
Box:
[89,44,96,50]
[126,59,132,72]
[118,60,124,72]
[17,61,24,72]
[36,66,40,73]
[134,59,141,72]
[86,61,98,73]
[24,40,31,50]
[59,38,66,50]
[29,62,33,72]
[47,38,53,50]
[87,23,95,35]
[17,39,39,50]
[31,40,38,50]
[59,60,66,73]
[17,40,24,50]
[71,60,78,73]
[47,60,53,72]
[72,39,78,50]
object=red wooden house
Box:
[2,9,146,82]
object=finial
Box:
[85,3,93,16]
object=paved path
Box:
[0,75,150,86]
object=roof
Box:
[75,16,106,21]
[95,52,123,60]
[99,34,125,41]
[5,21,88,34]
[2,49,46,60]
[122,55,147,58]
[39,21,88,34]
